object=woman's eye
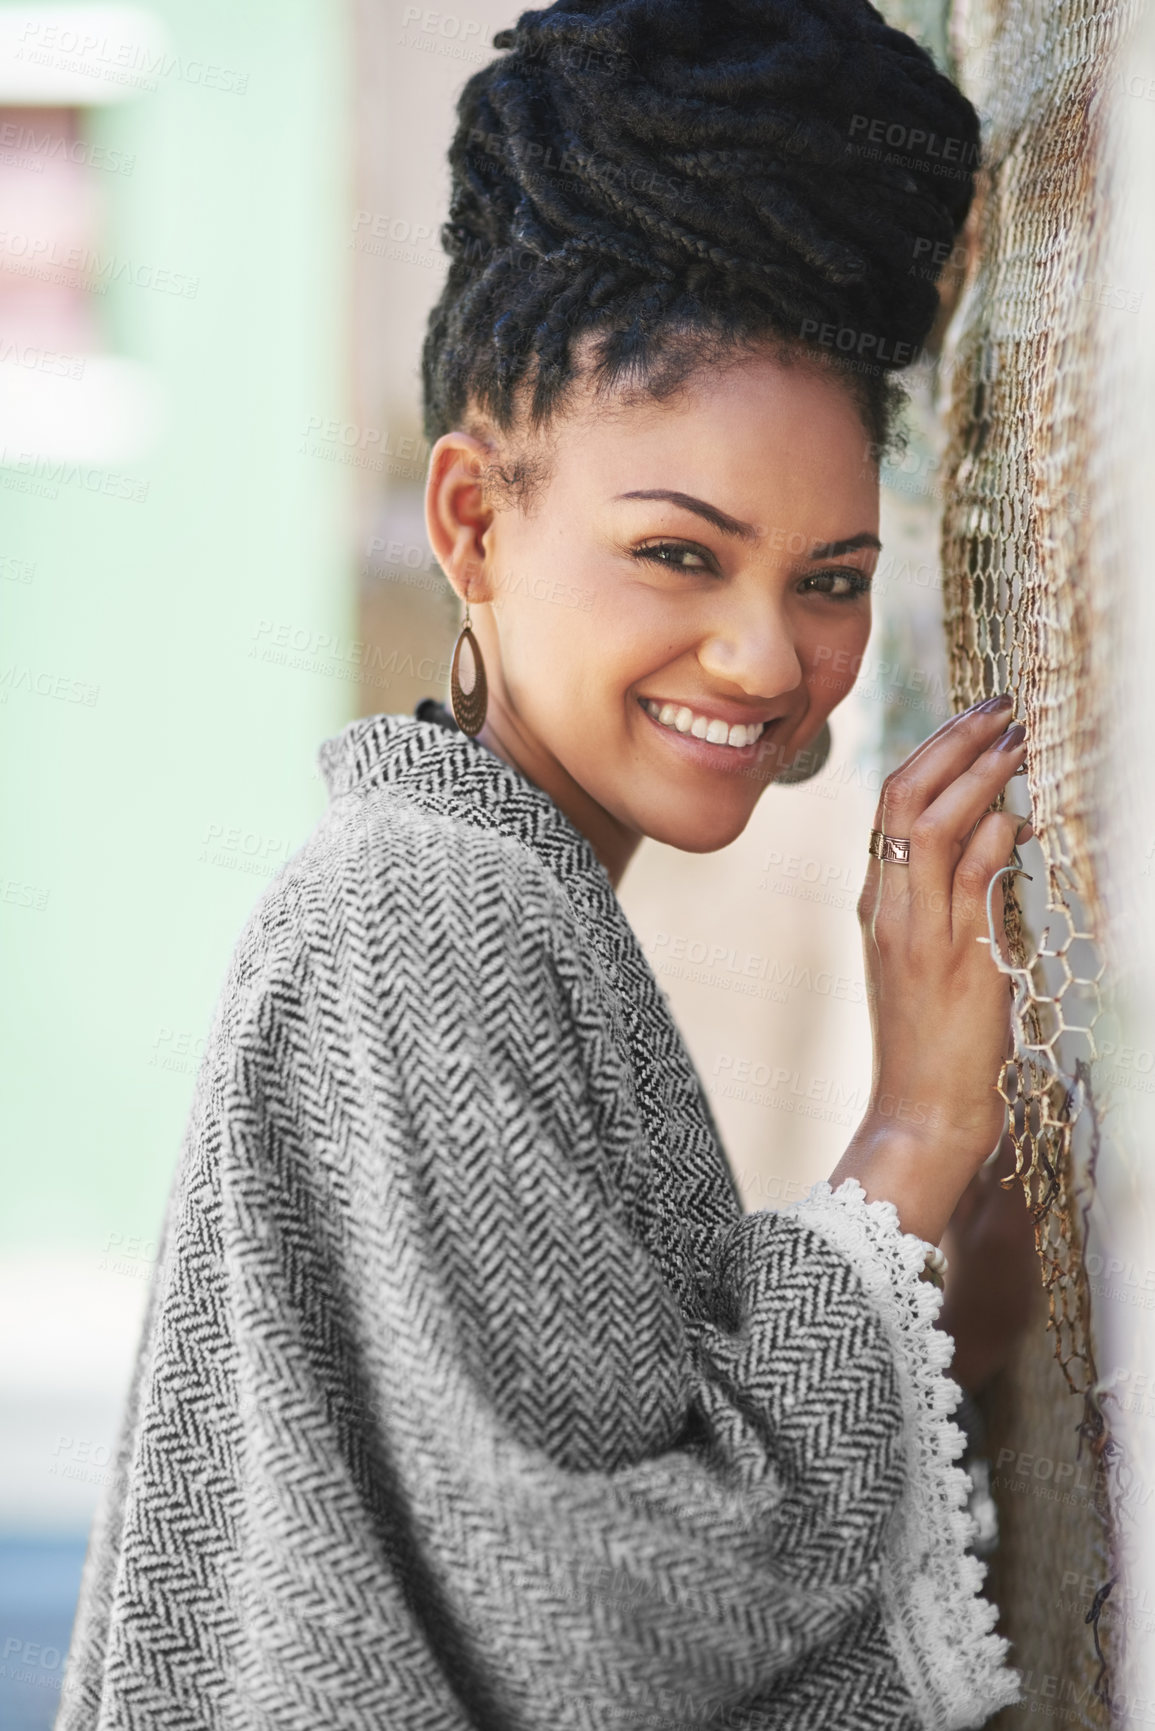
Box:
[802,569,873,600]
[631,541,715,573]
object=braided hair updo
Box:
[421,0,981,508]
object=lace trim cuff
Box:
[783,1177,1023,1731]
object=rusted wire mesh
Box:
[934,0,1143,1718]
[941,0,1119,1398]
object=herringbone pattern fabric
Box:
[54,712,1017,1730]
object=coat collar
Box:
[317,707,617,915]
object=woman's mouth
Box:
[636,696,776,769]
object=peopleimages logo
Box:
[848,114,981,167]
[799,318,928,369]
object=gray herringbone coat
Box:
[55,708,1021,1731]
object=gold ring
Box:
[869,829,911,865]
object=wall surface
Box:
[0,14,355,1704]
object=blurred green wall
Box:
[1,0,354,1254]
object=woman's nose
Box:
[696,605,804,701]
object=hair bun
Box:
[457,0,979,362]
[423,0,981,456]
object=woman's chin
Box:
[636,801,758,855]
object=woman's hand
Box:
[828,694,1033,1246]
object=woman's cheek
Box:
[805,620,870,709]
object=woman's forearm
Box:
[828,1111,996,1248]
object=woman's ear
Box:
[424,431,499,605]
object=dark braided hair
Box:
[421,0,981,507]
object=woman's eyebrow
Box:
[613,489,759,541]
[613,491,881,560]
[808,533,882,558]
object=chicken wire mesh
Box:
[931,0,1146,1719]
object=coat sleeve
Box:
[292,809,1021,1731]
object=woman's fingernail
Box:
[1015,820,1034,843]
[977,693,1015,713]
[997,722,1027,752]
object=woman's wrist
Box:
[828,1113,995,1247]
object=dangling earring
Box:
[450,597,488,736]
[772,718,831,784]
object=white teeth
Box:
[641,698,766,750]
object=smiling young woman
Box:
[424,342,883,876]
[57,4,1037,1730]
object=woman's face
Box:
[425,344,879,885]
